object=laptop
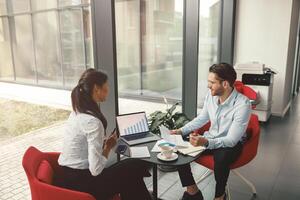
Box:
[116,111,160,146]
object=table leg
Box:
[153,164,158,200]
[117,153,120,162]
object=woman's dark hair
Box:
[209,63,237,87]
[71,68,108,131]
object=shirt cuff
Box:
[91,155,108,176]
[206,138,216,149]
[101,154,108,165]
[180,127,189,136]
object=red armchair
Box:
[22,146,121,200]
[195,115,260,196]
[234,81,260,109]
[193,82,261,198]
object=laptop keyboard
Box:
[125,133,153,141]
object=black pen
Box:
[110,128,117,136]
[105,128,116,140]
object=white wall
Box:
[234,0,299,116]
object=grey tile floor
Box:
[1,95,300,200]
[226,95,300,200]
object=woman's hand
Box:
[105,133,118,149]
[105,133,117,149]
[102,132,117,158]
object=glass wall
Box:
[34,12,62,86]
[0,0,93,89]
[13,15,36,83]
[197,0,221,108]
[1,0,225,115]
[115,0,184,114]
[0,17,14,81]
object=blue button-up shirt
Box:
[180,89,251,149]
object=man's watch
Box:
[204,140,209,148]
[177,129,183,135]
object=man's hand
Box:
[170,129,182,135]
[189,132,208,147]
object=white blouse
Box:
[58,111,107,176]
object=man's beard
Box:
[211,87,224,96]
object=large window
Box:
[0,0,93,89]
[0,17,14,81]
[197,0,221,108]
[34,12,62,86]
[13,15,36,83]
[115,0,184,114]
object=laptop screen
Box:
[116,112,149,136]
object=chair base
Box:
[196,169,257,199]
[232,170,257,196]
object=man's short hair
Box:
[209,63,237,87]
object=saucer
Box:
[157,152,178,162]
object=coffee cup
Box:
[159,144,174,159]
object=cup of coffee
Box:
[159,144,175,159]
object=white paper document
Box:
[177,145,206,155]
[153,125,206,157]
[151,139,205,157]
[159,125,189,148]
[130,146,151,158]
[188,151,204,157]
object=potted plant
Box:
[148,97,190,172]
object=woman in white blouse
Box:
[57,69,152,200]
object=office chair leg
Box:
[233,170,257,196]
[195,169,213,184]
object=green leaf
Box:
[148,102,191,135]
[167,102,179,115]
[149,111,163,117]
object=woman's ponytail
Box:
[71,85,81,113]
[71,69,108,131]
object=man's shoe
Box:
[181,192,190,200]
[181,191,204,200]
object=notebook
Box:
[129,146,151,158]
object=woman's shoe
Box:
[223,192,227,200]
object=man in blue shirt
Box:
[171,63,252,200]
